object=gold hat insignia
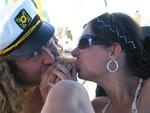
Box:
[15,9,32,30]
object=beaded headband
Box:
[95,13,136,50]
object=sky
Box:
[41,0,150,26]
[1,0,150,26]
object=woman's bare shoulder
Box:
[143,78,150,93]
[91,97,109,113]
[141,78,150,97]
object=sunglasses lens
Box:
[78,38,90,49]
[78,34,112,49]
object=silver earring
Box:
[106,59,118,73]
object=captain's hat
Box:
[0,0,54,60]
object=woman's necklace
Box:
[131,78,143,113]
[101,99,111,113]
[101,78,143,113]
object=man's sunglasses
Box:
[78,34,112,49]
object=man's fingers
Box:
[48,82,55,87]
[53,69,65,80]
[56,64,71,79]
[55,77,61,83]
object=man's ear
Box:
[109,43,122,59]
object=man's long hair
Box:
[0,62,23,113]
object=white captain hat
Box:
[0,0,54,61]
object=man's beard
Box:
[7,60,41,89]
[14,72,41,89]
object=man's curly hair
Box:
[0,62,23,113]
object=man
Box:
[0,0,74,113]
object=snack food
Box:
[56,56,76,64]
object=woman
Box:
[41,12,150,113]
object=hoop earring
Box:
[106,59,118,73]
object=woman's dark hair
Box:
[88,12,150,79]
[141,26,150,53]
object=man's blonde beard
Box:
[0,62,23,113]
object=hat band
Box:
[0,19,41,55]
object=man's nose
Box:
[42,47,55,65]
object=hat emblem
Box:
[15,9,32,30]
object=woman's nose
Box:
[71,48,80,57]
[42,47,55,65]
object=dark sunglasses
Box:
[78,34,112,49]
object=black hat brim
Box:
[10,22,55,58]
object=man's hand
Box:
[39,63,77,101]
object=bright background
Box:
[1,0,150,100]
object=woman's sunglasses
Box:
[78,34,112,49]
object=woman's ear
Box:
[109,43,122,59]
